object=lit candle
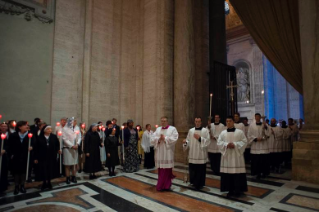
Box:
[102,127,106,143]
[58,131,62,175]
[26,133,33,181]
[0,114,2,120]
[155,125,159,129]
[12,121,16,128]
[74,130,80,173]
[81,123,85,129]
[0,133,7,180]
[121,126,125,162]
[56,122,61,127]
[210,93,213,117]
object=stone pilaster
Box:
[251,42,264,115]
[51,0,85,124]
[293,0,319,184]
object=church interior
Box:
[0,0,319,211]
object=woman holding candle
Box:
[34,125,61,190]
[123,120,139,173]
[105,128,120,176]
[8,121,34,195]
[84,123,102,179]
[78,123,86,173]
[0,122,9,194]
[62,118,80,184]
[136,125,144,164]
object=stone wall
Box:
[0,12,54,123]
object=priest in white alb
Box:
[248,113,270,179]
[151,116,179,191]
[207,114,225,175]
[218,116,248,197]
[183,117,210,190]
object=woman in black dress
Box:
[105,128,119,176]
[8,121,35,195]
[34,125,61,190]
[123,120,139,173]
[0,122,9,194]
[84,123,102,179]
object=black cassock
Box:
[34,134,60,182]
[0,137,9,192]
[84,131,102,173]
[8,132,35,175]
[105,136,120,167]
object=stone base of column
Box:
[174,131,188,164]
[292,130,319,184]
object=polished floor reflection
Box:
[0,163,319,212]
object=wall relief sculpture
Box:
[234,61,250,102]
[0,0,55,23]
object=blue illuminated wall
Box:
[263,56,304,121]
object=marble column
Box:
[174,0,195,132]
[142,0,174,128]
[193,0,210,124]
[174,0,196,163]
[293,0,319,184]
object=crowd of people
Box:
[0,117,159,196]
[0,113,301,198]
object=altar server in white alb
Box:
[234,112,245,132]
[62,117,81,184]
[266,118,283,173]
[248,113,270,179]
[151,116,179,191]
[207,114,225,175]
[183,117,210,190]
[218,116,248,197]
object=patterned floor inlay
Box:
[13,204,80,212]
[105,176,241,212]
[150,169,273,198]
[296,186,319,194]
[174,165,285,187]
[1,163,319,212]
[28,188,94,210]
[280,193,319,211]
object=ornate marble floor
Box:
[1,163,319,212]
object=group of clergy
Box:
[185,112,299,197]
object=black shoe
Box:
[41,183,47,191]
[113,172,116,176]
[14,186,19,195]
[89,175,94,180]
[226,192,233,198]
[20,185,26,194]
[78,169,82,173]
[66,177,70,184]
[47,182,52,190]
[71,176,77,183]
